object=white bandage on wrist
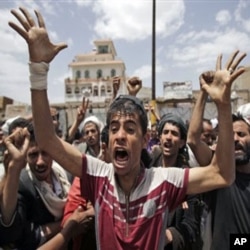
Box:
[29,62,49,90]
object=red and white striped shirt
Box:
[81,155,189,250]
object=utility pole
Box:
[152,0,156,100]
[149,0,157,126]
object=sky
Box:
[0,0,250,105]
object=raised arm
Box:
[9,7,83,177]
[67,97,89,143]
[0,128,30,225]
[127,76,142,96]
[187,50,246,194]
[112,76,121,100]
[187,86,213,166]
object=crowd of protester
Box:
[0,6,250,250]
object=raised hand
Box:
[76,97,89,124]
[127,76,142,96]
[200,50,246,105]
[9,7,67,63]
[112,76,121,100]
[3,127,30,171]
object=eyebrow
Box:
[110,117,137,126]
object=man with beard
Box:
[150,113,203,250]
[0,123,72,249]
[187,80,250,249]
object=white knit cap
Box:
[80,115,103,132]
[237,103,250,125]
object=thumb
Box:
[55,43,68,54]
[201,83,210,93]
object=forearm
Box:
[0,165,21,225]
[37,214,92,250]
[37,233,68,250]
[187,90,207,143]
[187,90,212,166]
[213,103,234,183]
[41,221,61,241]
[67,119,81,142]
[31,90,55,149]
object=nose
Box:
[36,153,45,165]
[233,132,239,142]
[116,127,126,142]
[165,131,172,140]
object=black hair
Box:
[158,113,187,141]
[101,125,109,145]
[107,95,148,135]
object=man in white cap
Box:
[79,115,103,157]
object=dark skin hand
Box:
[76,97,89,124]
[112,76,121,100]
[127,76,142,96]
[9,7,67,63]
[199,50,246,105]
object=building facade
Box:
[65,40,126,103]
[2,44,250,133]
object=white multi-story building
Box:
[65,39,127,106]
[64,39,129,125]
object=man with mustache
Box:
[187,77,250,249]
[0,123,72,249]
[150,113,203,250]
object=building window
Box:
[75,86,80,94]
[107,85,112,94]
[76,70,81,79]
[101,85,105,96]
[93,86,98,96]
[98,45,108,54]
[111,69,116,77]
[84,70,90,78]
[97,69,102,79]
[66,86,72,94]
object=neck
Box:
[117,166,141,195]
[89,144,100,157]
[162,155,177,168]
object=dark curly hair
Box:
[106,95,148,135]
